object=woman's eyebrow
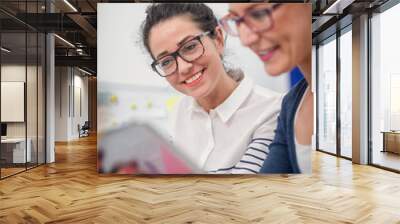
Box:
[155,34,197,59]
[227,9,238,16]
[177,35,194,46]
[228,4,260,16]
[155,50,170,60]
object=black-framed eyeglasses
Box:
[219,4,282,37]
[151,31,211,77]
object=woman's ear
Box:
[213,26,225,56]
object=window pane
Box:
[1,31,27,177]
[27,31,38,169]
[371,3,400,171]
[38,32,46,165]
[318,37,337,154]
[340,29,352,158]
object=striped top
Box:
[209,138,272,174]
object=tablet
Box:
[98,121,202,174]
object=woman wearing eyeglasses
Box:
[140,3,282,173]
[220,3,312,173]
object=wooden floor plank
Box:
[0,135,400,223]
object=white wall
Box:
[1,65,26,140]
[1,64,46,164]
[1,65,35,137]
[55,67,89,141]
[72,73,89,138]
[55,67,68,141]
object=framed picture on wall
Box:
[1,81,25,122]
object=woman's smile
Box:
[257,45,279,62]
[181,68,206,88]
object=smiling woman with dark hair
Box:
[221,3,313,173]
[140,3,282,174]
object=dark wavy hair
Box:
[140,3,219,59]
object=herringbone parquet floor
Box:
[1,135,400,223]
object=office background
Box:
[1,1,400,223]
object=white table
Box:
[1,138,31,163]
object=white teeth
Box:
[259,46,277,55]
[185,72,202,84]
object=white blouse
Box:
[170,75,282,173]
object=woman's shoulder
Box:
[285,78,307,97]
[281,78,308,107]
[253,84,283,100]
[235,79,283,121]
[244,76,283,102]
[248,82,284,111]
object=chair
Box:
[79,121,90,138]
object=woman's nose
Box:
[237,23,259,47]
[176,56,193,75]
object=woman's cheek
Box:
[166,76,178,86]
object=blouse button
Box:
[209,110,216,118]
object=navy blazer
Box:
[260,78,308,173]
